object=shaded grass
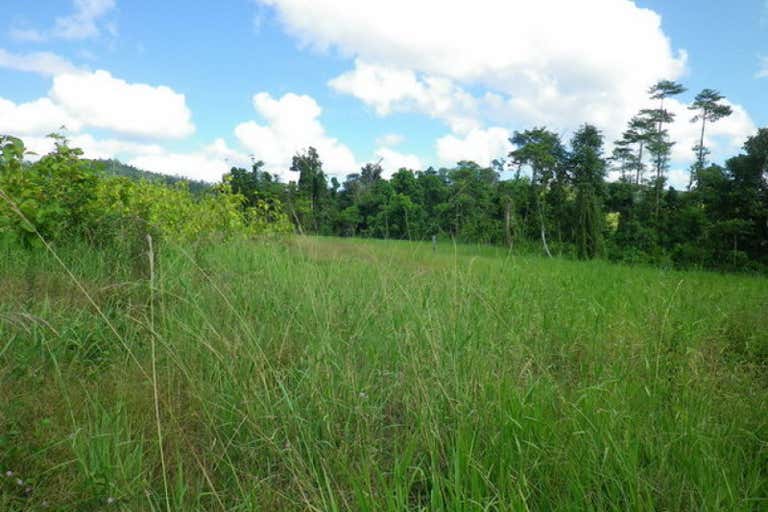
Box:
[1,236,767,510]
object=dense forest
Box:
[1,81,767,272]
[223,82,768,272]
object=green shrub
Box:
[0,135,294,252]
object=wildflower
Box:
[16,478,24,486]
[107,496,116,505]
[4,470,12,477]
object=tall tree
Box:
[291,147,327,232]
[640,108,675,218]
[509,128,565,257]
[569,124,606,259]
[623,114,655,184]
[359,161,383,187]
[688,89,733,185]
[610,138,635,183]
[647,80,686,186]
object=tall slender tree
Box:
[623,114,655,184]
[610,139,635,183]
[647,80,686,180]
[688,89,733,186]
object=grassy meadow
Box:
[1,236,767,511]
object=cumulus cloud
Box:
[330,60,481,134]
[234,92,358,178]
[18,132,243,183]
[259,0,759,167]
[0,66,194,140]
[263,0,687,138]
[129,139,249,182]
[50,70,195,139]
[0,48,81,76]
[374,147,422,177]
[0,64,207,180]
[21,133,165,162]
[436,127,511,167]
[10,0,116,42]
[666,98,756,164]
[0,97,83,136]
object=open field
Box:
[1,236,767,511]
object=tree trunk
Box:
[689,115,707,190]
[698,115,707,169]
[656,97,664,180]
[504,199,513,249]
[538,203,552,258]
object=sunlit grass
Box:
[1,236,767,510]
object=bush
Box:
[0,135,294,252]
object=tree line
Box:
[225,82,767,271]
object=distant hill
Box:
[88,159,214,195]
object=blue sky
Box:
[1,0,766,186]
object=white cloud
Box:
[666,168,690,190]
[0,48,80,76]
[18,132,243,183]
[436,127,511,167]
[0,97,83,136]
[757,56,768,78]
[374,147,422,177]
[0,66,194,140]
[71,134,165,160]
[0,63,212,181]
[234,92,358,179]
[264,0,687,139]
[10,0,117,42]
[129,142,246,182]
[262,0,761,171]
[20,133,165,162]
[329,59,481,134]
[666,98,756,165]
[50,70,195,139]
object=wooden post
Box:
[432,235,437,252]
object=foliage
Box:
[1,79,766,273]
[569,124,606,259]
[94,158,213,195]
[0,135,293,253]
[689,88,734,176]
[0,134,99,247]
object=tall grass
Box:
[1,236,767,510]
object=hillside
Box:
[90,159,214,194]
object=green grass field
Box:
[1,236,767,511]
